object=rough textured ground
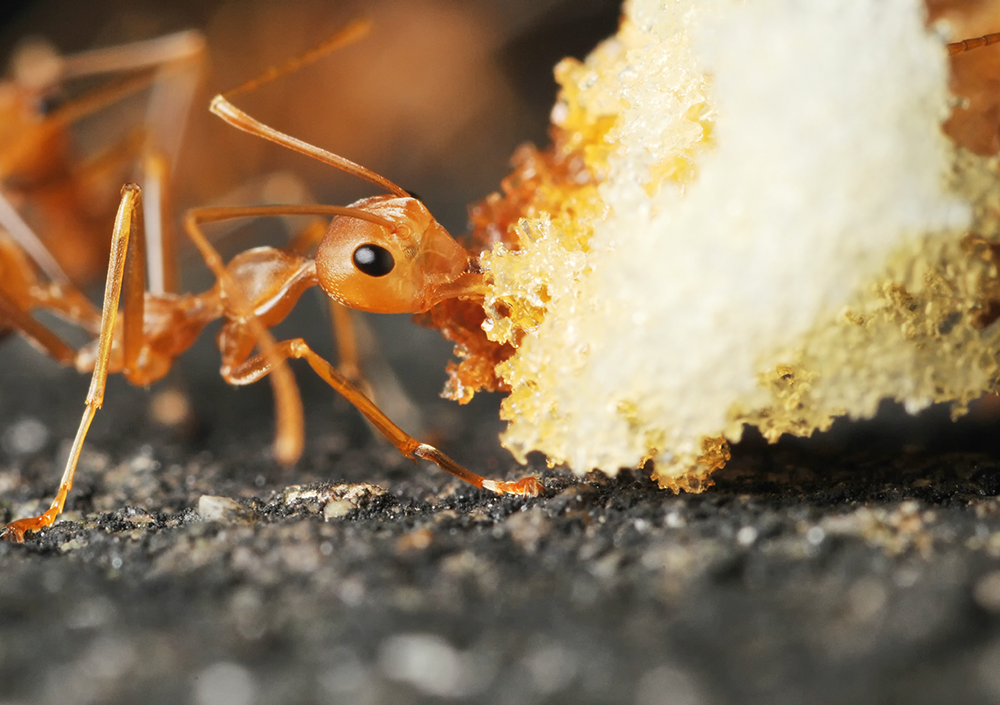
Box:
[3,334,1000,705]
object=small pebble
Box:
[149,388,192,427]
[974,570,1000,613]
[198,495,250,523]
[736,526,758,546]
[323,499,354,519]
[1,417,49,455]
[193,662,257,705]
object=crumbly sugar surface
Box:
[468,0,1000,488]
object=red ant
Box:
[1,19,540,542]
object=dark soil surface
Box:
[4,334,1000,705]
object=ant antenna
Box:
[211,18,409,199]
[223,18,370,100]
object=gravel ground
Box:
[3,335,1000,705]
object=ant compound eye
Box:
[352,244,395,277]
[35,91,66,116]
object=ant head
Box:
[0,80,65,180]
[0,40,61,164]
[315,195,474,313]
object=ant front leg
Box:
[2,185,146,542]
[218,333,542,498]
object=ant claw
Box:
[482,476,544,497]
[1,512,54,543]
[1,522,28,544]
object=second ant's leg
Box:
[0,291,76,365]
[0,234,100,355]
[142,153,178,295]
[223,337,542,497]
[2,185,144,542]
[0,188,71,285]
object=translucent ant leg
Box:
[56,30,206,82]
[0,235,100,348]
[40,31,205,131]
[0,290,76,365]
[221,337,542,497]
[0,188,71,285]
[141,152,178,295]
[2,185,144,542]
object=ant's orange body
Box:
[2,23,992,542]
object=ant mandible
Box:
[1,19,540,542]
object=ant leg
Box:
[330,305,429,439]
[0,234,100,342]
[222,337,542,497]
[41,31,205,131]
[141,152,177,295]
[0,291,76,365]
[328,303,366,391]
[55,30,206,81]
[0,189,71,285]
[2,185,144,542]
